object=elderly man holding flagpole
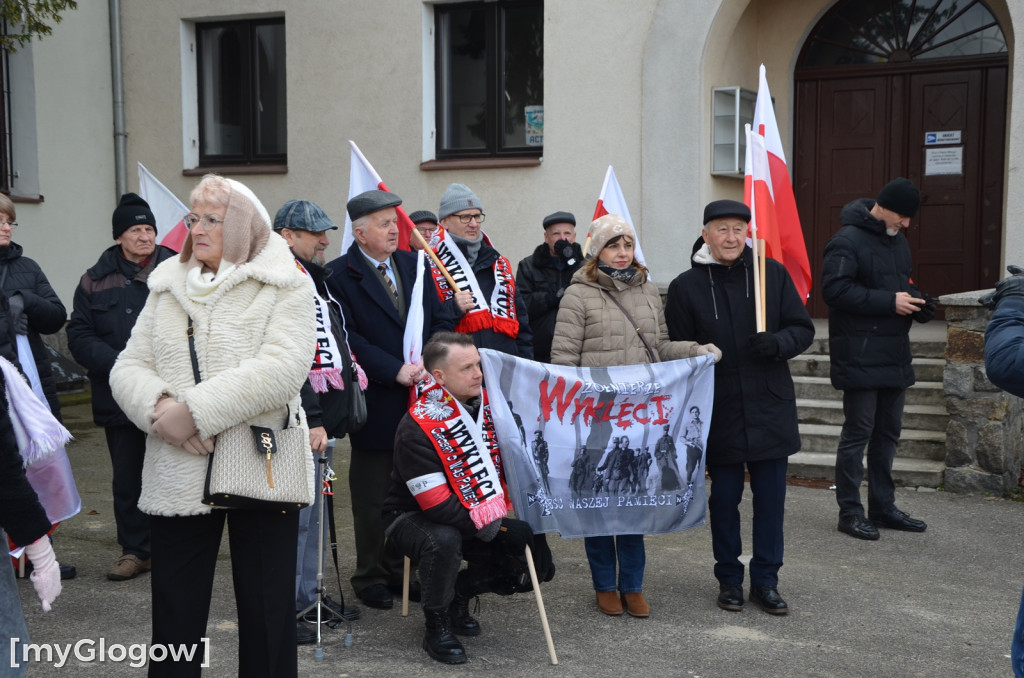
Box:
[665,199,813,615]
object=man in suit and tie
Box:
[326,190,453,610]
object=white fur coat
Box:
[110,234,316,516]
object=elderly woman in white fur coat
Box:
[110,174,315,678]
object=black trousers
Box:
[148,510,298,678]
[707,457,788,588]
[105,425,150,559]
[349,447,404,593]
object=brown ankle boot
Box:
[621,592,650,617]
[596,590,623,615]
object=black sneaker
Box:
[837,514,880,541]
[869,507,927,532]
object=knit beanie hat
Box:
[438,183,483,220]
[587,214,635,258]
[876,178,920,218]
[179,177,271,267]
[112,193,156,239]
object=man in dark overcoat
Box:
[665,199,813,615]
[326,190,453,609]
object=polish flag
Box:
[743,65,812,301]
[342,141,414,255]
[592,165,647,267]
[137,163,190,252]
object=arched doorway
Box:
[793,0,1008,317]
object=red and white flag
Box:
[743,65,812,302]
[137,163,190,253]
[592,165,647,267]
[342,141,414,255]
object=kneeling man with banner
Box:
[382,332,554,665]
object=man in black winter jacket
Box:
[821,178,935,541]
[515,211,583,363]
[67,193,176,581]
[666,199,813,616]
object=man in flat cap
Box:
[325,190,453,610]
[408,210,438,252]
[822,178,935,542]
[665,199,813,616]
[273,200,361,643]
[67,192,177,581]
[429,183,533,358]
[515,211,583,363]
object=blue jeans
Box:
[835,388,904,518]
[0,528,29,677]
[295,445,332,611]
[1013,584,1024,677]
[584,534,645,593]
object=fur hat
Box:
[587,214,636,258]
[112,193,156,239]
[438,183,483,220]
[179,176,271,267]
[876,178,920,218]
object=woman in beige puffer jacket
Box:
[550,214,720,620]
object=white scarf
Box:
[0,356,72,466]
[185,262,238,302]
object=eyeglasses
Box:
[453,212,485,225]
[184,213,224,230]
[0,219,18,229]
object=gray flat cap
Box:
[347,190,403,222]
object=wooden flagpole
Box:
[410,226,460,290]
[523,544,558,665]
[758,239,767,330]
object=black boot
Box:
[449,592,481,636]
[422,609,467,664]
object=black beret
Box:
[347,190,403,222]
[408,210,438,225]
[703,199,751,225]
[542,211,576,229]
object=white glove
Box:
[24,537,61,612]
[695,343,723,363]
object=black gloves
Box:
[493,517,535,556]
[531,533,556,583]
[748,332,780,360]
[980,265,1024,309]
[913,297,937,323]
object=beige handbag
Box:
[187,317,313,512]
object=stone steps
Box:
[788,451,946,488]
[790,355,946,382]
[794,375,945,407]
[797,398,949,432]
[791,323,948,488]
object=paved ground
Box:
[10,399,1023,677]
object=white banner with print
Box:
[479,349,715,538]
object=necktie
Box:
[378,263,399,303]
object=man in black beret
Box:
[665,198,814,615]
[408,210,438,252]
[515,211,583,363]
[67,192,177,581]
[822,177,934,542]
[325,190,453,610]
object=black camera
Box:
[554,239,576,266]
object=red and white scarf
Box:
[295,260,367,393]
[409,384,511,529]
[430,229,519,338]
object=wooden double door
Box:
[793,58,1007,318]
